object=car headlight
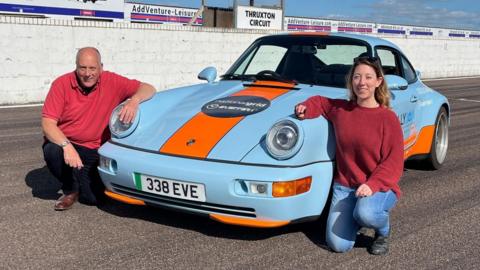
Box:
[266,120,303,160]
[109,103,140,138]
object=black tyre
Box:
[424,107,449,169]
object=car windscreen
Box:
[223,35,370,88]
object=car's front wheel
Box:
[424,107,449,169]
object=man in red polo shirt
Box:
[42,47,156,210]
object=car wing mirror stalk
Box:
[416,70,422,79]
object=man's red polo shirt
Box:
[42,71,140,149]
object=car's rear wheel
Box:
[424,107,449,169]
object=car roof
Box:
[269,32,402,52]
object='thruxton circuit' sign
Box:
[236,5,282,30]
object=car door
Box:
[376,47,419,150]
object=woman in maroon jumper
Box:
[295,57,404,255]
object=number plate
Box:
[134,173,206,202]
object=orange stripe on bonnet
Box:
[159,81,294,159]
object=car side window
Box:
[376,48,400,76]
[401,56,417,83]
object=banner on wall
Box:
[124,3,202,25]
[285,17,332,32]
[469,31,480,38]
[409,27,434,36]
[0,0,124,20]
[285,16,479,39]
[377,24,407,35]
[236,5,282,30]
[337,21,374,33]
[448,30,466,37]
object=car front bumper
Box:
[98,141,334,227]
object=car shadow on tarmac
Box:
[404,160,436,171]
[23,166,374,251]
[97,199,373,250]
[99,197,321,241]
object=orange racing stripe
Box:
[159,81,294,158]
[404,125,435,159]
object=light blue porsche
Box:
[98,33,449,227]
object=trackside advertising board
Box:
[409,26,435,36]
[285,16,479,39]
[0,0,124,20]
[337,20,374,33]
[124,3,202,25]
[377,23,407,35]
[469,31,480,38]
[236,5,282,30]
[285,17,332,32]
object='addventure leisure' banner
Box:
[0,0,124,20]
[124,3,202,25]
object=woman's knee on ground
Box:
[326,235,355,253]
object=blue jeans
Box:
[326,183,398,253]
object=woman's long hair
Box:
[346,57,390,108]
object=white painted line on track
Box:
[423,76,480,82]
[453,98,480,103]
[0,103,43,109]
[0,131,42,138]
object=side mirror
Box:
[198,67,217,83]
[385,75,408,90]
[416,70,422,79]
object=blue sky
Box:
[128,0,480,30]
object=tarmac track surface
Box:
[0,77,479,269]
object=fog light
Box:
[250,182,268,194]
[99,156,109,169]
[272,176,312,197]
[99,156,117,174]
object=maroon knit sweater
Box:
[300,96,404,198]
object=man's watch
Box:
[60,140,70,148]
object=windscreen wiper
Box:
[220,73,256,81]
[254,70,297,84]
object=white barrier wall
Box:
[1,16,480,105]
[384,36,480,79]
[0,16,266,105]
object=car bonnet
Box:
[114,80,345,162]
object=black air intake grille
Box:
[111,183,257,218]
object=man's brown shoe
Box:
[54,192,79,211]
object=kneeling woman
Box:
[295,57,403,255]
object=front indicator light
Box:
[272,176,312,197]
